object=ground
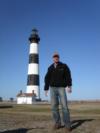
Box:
[0,102,100,133]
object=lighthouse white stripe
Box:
[26,85,39,97]
[29,43,38,54]
[28,63,39,75]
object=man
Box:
[44,52,72,132]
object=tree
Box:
[10,97,14,102]
[0,97,3,102]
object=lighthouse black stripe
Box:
[29,54,39,63]
[27,75,39,85]
[29,34,40,43]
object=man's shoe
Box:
[53,123,61,130]
[64,127,71,132]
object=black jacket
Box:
[44,62,72,90]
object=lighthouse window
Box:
[27,75,33,84]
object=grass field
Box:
[0,102,100,133]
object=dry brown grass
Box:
[0,102,100,133]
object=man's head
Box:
[52,52,60,64]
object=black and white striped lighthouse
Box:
[26,29,40,99]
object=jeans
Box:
[50,87,71,128]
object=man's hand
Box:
[45,91,48,96]
[66,86,72,93]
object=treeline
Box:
[0,97,14,102]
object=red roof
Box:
[17,93,36,97]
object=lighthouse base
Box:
[26,85,39,98]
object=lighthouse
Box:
[27,29,40,99]
[17,29,40,104]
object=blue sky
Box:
[0,0,100,100]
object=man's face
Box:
[53,56,59,63]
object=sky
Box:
[0,0,100,101]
